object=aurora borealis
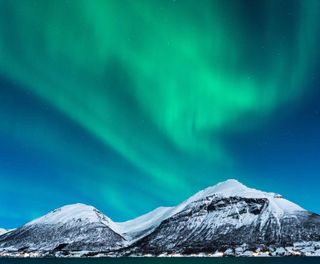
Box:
[0,0,320,228]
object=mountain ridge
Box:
[0,179,319,257]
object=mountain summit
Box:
[184,179,304,213]
[0,179,319,257]
[26,203,121,233]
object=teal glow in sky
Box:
[0,0,320,228]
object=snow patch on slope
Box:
[0,229,7,236]
[116,206,173,239]
[26,203,122,234]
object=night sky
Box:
[0,0,320,229]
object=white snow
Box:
[25,203,121,234]
[116,206,173,239]
[0,228,7,236]
[27,204,103,225]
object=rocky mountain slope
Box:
[126,180,320,255]
[0,204,125,252]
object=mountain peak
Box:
[183,179,250,205]
[175,179,304,216]
[25,203,114,227]
[214,179,246,189]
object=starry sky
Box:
[0,0,320,229]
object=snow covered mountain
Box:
[118,179,305,240]
[125,179,320,255]
[0,179,319,257]
[0,203,125,252]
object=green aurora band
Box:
[0,0,320,215]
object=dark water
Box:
[0,258,320,264]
